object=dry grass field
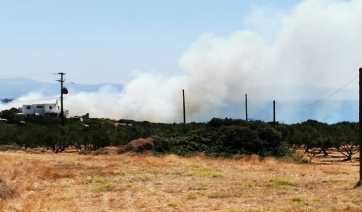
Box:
[1,149,362,212]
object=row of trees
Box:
[153,118,359,160]
[0,114,202,153]
[278,120,359,161]
[0,109,359,159]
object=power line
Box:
[300,74,358,107]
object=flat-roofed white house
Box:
[20,101,69,118]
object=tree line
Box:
[0,108,359,160]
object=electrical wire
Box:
[300,74,358,107]
[1,71,359,123]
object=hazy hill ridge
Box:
[0,77,358,124]
[0,78,124,98]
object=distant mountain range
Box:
[0,77,124,99]
[1,77,357,100]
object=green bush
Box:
[154,119,291,158]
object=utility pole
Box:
[273,100,276,128]
[245,94,248,122]
[359,68,362,184]
[183,89,186,125]
[57,72,66,126]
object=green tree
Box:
[0,107,21,120]
[333,122,359,161]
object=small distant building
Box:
[20,101,69,118]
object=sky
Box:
[0,0,303,84]
[1,0,361,123]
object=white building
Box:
[21,101,69,118]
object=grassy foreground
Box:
[0,150,362,212]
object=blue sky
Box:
[0,0,302,84]
[1,0,361,123]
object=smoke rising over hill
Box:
[1,0,361,123]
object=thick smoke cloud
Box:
[2,0,361,123]
[270,0,362,89]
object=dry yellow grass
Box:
[0,150,362,211]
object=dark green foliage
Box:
[0,115,358,159]
[276,119,359,161]
[332,122,359,161]
[0,123,17,145]
[118,119,135,124]
[0,107,21,120]
[0,115,207,153]
[154,118,291,158]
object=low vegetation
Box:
[0,110,359,162]
[0,176,17,200]
[0,110,361,210]
[0,152,361,211]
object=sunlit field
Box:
[1,149,362,212]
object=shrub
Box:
[154,120,290,158]
[186,192,198,200]
[0,145,20,151]
[78,150,92,155]
[92,148,109,155]
[0,177,17,199]
[290,196,304,202]
[167,202,183,208]
[118,138,154,154]
[94,184,119,192]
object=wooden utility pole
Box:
[183,89,186,124]
[359,68,362,184]
[245,94,248,122]
[57,72,66,126]
[273,100,276,128]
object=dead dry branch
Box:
[118,138,154,154]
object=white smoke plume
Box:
[2,0,361,123]
[0,93,58,111]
